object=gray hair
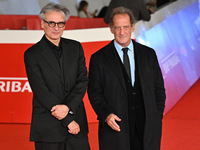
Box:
[109,7,135,27]
[39,2,70,22]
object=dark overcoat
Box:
[88,40,166,150]
[24,36,89,144]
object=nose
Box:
[119,27,125,35]
[54,24,59,30]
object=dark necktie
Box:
[122,48,131,79]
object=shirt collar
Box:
[114,40,133,53]
[44,35,62,50]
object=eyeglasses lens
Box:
[46,21,65,28]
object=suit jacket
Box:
[88,40,166,150]
[24,35,89,142]
[104,0,151,24]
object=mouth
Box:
[52,31,60,35]
[119,35,127,38]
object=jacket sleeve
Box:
[152,51,166,119]
[61,43,88,127]
[24,50,60,111]
[88,54,114,125]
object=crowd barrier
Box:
[0,15,108,30]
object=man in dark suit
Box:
[24,3,90,150]
[88,7,166,150]
[104,0,151,24]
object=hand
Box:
[51,105,69,120]
[106,113,121,132]
[68,121,80,135]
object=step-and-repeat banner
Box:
[0,1,200,123]
[0,40,111,123]
[136,1,200,113]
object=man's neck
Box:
[45,35,60,47]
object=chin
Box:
[51,35,61,40]
[118,39,128,43]
[120,42,128,47]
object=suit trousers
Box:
[35,134,90,150]
[129,125,143,150]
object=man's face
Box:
[110,14,135,47]
[41,11,65,43]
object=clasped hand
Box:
[51,104,69,120]
[68,121,80,135]
[51,105,80,135]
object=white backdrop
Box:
[0,0,111,16]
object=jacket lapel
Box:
[104,41,127,95]
[62,39,72,85]
[39,36,61,76]
[133,40,145,90]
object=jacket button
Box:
[132,92,136,95]
[131,106,134,110]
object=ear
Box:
[131,25,135,33]
[41,20,44,29]
[109,26,114,34]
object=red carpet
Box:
[0,79,199,150]
[161,78,200,150]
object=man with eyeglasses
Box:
[24,2,90,150]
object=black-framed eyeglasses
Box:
[43,19,66,28]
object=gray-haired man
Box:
[24,3,90,150]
